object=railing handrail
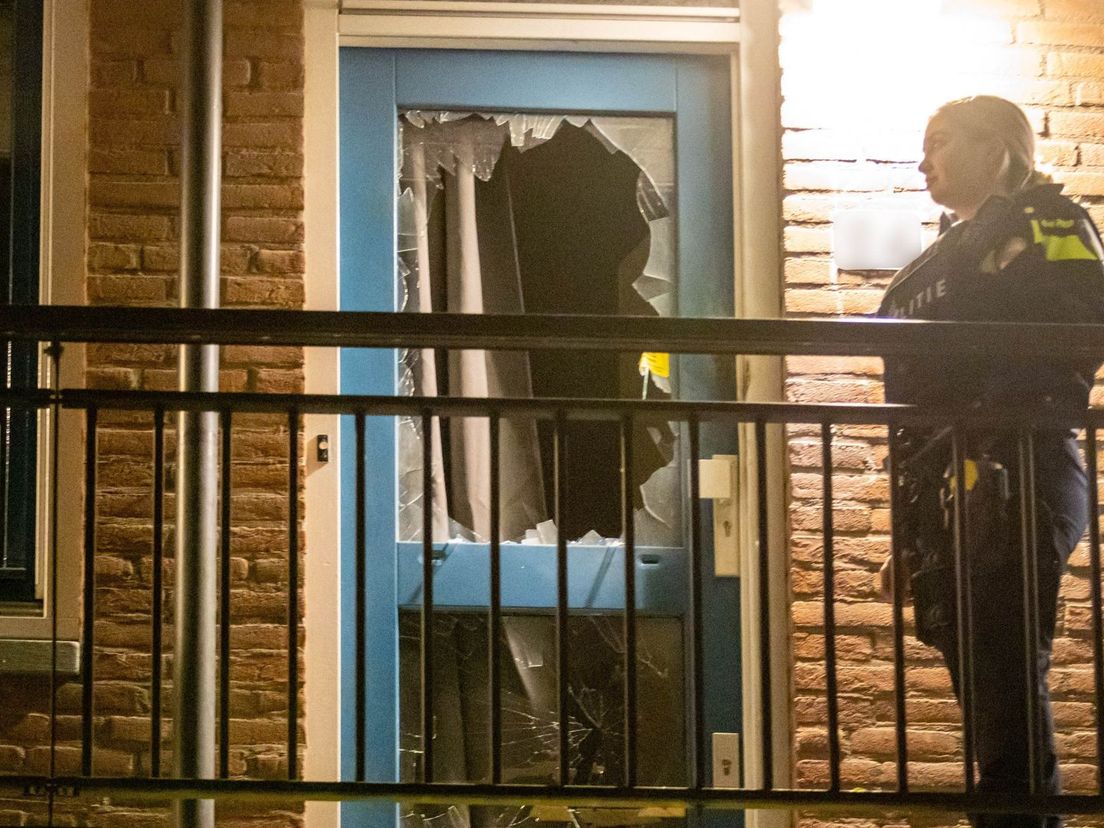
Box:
[0,387,1085,430]
[5,304,1104,357]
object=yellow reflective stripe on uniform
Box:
[1030,218,1101,262]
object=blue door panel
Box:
[395,49,678,113]
[338,47,739,826]
[338,49,400,828]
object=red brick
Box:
[90,147,171,176]
[86,367,139,390]
[784,257,832,286]
[90,212,174,241]
[223,345,302,368]
[90,88,171,118]
[139,58,180,88]
[1045,0,1104,21]
[225,0,303,28]
[1075,82,1104,106]
[92,0,183,28]
[784,226,830,254]
[232,430,291,462]
[223,183,304,210]
[1057,170,1104,196]
[251,368,304,394]
[1082,144,1104,166]
[785,377,883,404]
[786,288,883,316]
[226,91,304,119]
[95,421,160,449]
[223,120,303,149]
[1017,20,1104,46]
[1046,50,1104,78]
[224,30,303,60]
[256,61,305,90]
[92,59,139,86]
[88,274,172,304]
[90,179,179,209]
[224,215,304,244]
[91,117,180,147]
[793,600,893,629]
[1037,138,1079,167]
[850,727,959,759]
[224,58,253,88]
[92,27,174,58]
[141,244,178,273]
[252,249,305,275]
[1051,111,1104,139]
[786,355,884,377]
[225,150,303,178]
[222,277,304,308]
[89,242,141,272]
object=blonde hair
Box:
[933,95,1051,192]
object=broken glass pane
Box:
[399,611,687,828]
[396,111,680,545]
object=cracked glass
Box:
[396,111,681,548]
[399,611,688,828]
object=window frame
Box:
[0,0,44,606]
[0,0,87,649]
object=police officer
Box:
[876,96,1104,828]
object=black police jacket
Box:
[877,183,1104,411]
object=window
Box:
[0,0,43,604]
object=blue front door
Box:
[339,48,737,827]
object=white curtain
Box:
[409,133,547,542]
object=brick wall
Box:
[0,1,306,825]
[780,1,1104,825]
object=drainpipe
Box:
[175,1,222,826]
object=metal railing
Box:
[2,305,1104,823]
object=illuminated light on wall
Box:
[781,0,1015,268]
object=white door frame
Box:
[302,3,787,825]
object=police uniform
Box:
[877,183,1104,828]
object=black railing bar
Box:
[151,407,166,779]
[218,409,232,780]
[19,777,1104,814]
[820,423,841,793]
[950,428,976,793]
[354,412,368,784]
[885,429,909,793]
[1087,428,1104,793]
[1018,431,1043,794]
[621,414,638,790]
[755,420,773,791]
[0,388,51,407]
[688,417,706,790]
[489,412,503,787]
[554,410,570,786]
[81,406,97,777]
[46,341,62,793]
[288,408,300,781]
[0,397,10,573]
[9,307,1104,359]
[56,389,1104,431]
[420,408,435,784]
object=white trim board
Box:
[339,0,739,50]
[0,0,87,644]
